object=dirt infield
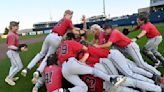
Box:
[0,36,45,61]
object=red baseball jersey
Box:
[78,45,109,67]
[81,75,103,92]
[7,32,19,47]
[52,18,74,36]
[56,40,83,65]
[78,52,99,67]
[44,65,62,92]
[87,45,109,58]
[81,63,103,92]
[140,22,160,38]
[77,47,104,92]
[108,29,131,48]
[94,31,108,45]
[98,32,108,45]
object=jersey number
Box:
[61,45,68,55]
[45,72,53,84]
[85,76,96,91]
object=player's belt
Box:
[65,59,69,62]
[10,49,18,52]
[124,41,132,48]
[52,32,61,36]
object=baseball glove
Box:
[122,28,129,35]
[18,44,28,52]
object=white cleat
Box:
[21,69,27,77]
[59,88,64,92]
[32,87,38,92]
[12,77,19,81]
[32,71,39,84]
[154,60,161,68]
[111,76,127,87]
[5,77,16,86]
[58,88,69,92]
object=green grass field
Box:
[0,24,163,92]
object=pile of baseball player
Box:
[5,10,164,92]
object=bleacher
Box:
[74,9,164,29]
[33,10,164,31]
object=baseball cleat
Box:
[5,77,16,86]
[32,71,39,84]
[154,60,161,68]
[21,69,27,77]
[32,86,38,92]
[58,88,70,92]
[110,76,127,87]
[12,77,19,81]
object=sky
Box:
[0,0,150,33]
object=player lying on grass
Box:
[128,13,164,67]
[93,23,161,77]
[5,21,28,86]
[80,40,163,92]
[21,10,86,77]
[32,32,127,92]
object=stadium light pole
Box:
[49,11,53,21]
[103,0,106,16]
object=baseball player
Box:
[32,54,63,92]
[32,54,75,92]
[79,41,162,92]
[93,23,161,77]
[129,14,164,67]
[21,10,86,77]
[77,42,109,92]
[90,24,108,45]
[95,60,162,92]
[5,21,28,86]
[81,41,154,80]
[39,32,126,92]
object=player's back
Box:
[57,40,83,65]
[88,45,109,58]
[109,29,131,48]
[52,18,73,36]
[44,65,62,92]
[141,22,160,38]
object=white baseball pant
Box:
[94,60,140,92]
[144,36,164,63]
[126,59,153,78]
[145,35,162,51]
[62,57,118,92]
[108,49,154,83]
[120,42,161,76]
[122,77,161,92]
[27,33,62,72]
[94,62,161,92]
[34,76,45,89]
[6,50,23,79]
